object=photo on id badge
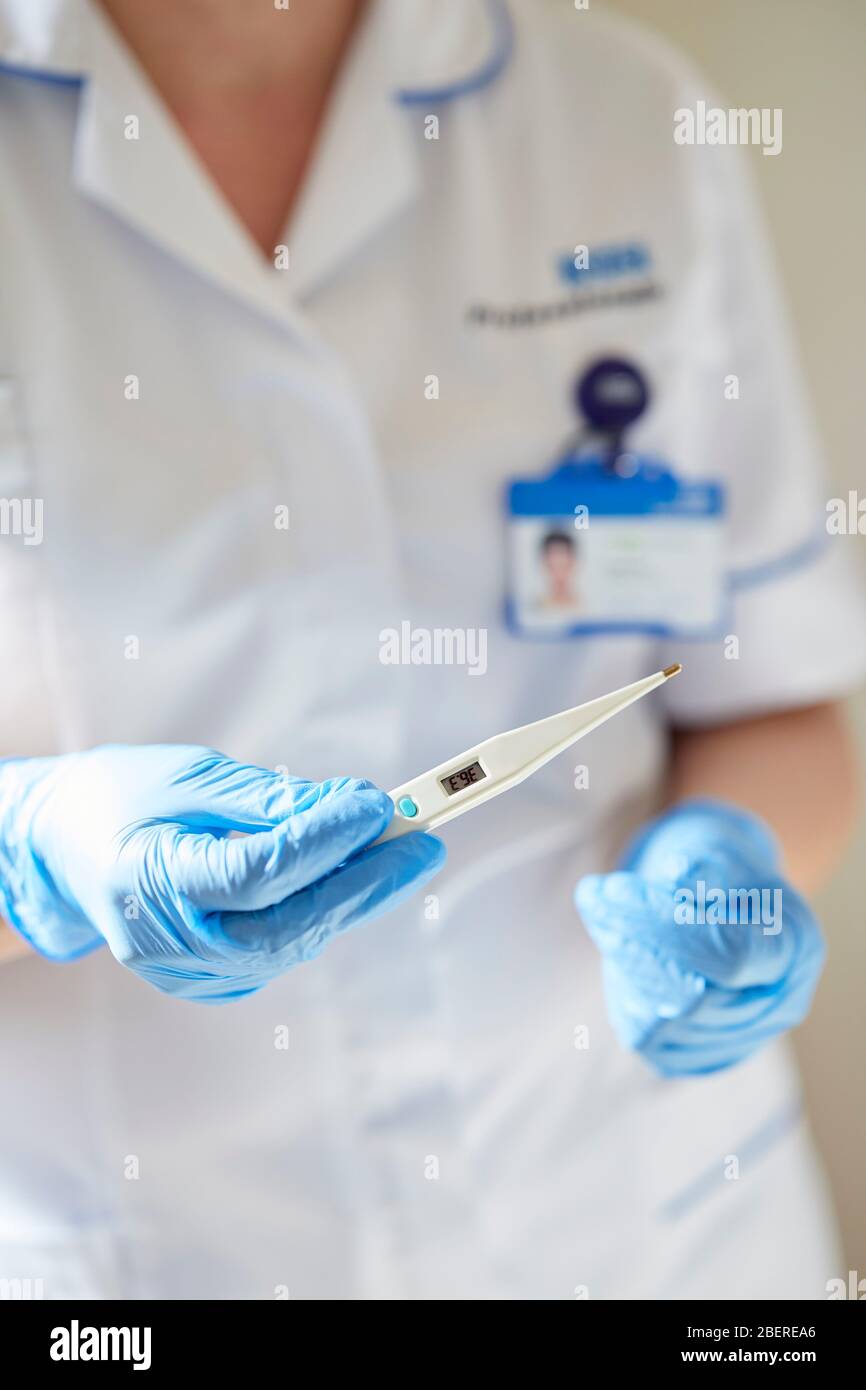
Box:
[506,359,728,640]
[514,524,584,627]
[506,464,728,640]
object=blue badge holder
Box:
[505,455,728,639]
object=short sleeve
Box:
[652,101,866,724]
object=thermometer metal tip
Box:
[376,664,683,844]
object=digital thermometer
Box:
[375,665,681,843]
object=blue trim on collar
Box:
[1,1,516,104]
[0,59,83,86]
[394,0,514,106]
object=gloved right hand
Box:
[0,745,444,1001]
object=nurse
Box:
[1,0,864,1299]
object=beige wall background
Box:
[601,0,866,1275]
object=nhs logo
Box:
[558,241,652,285]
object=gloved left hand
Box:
[575,799,825,1076]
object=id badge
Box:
[506,457,727,639]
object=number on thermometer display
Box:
[440,761,487,796]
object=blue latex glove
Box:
[0,746,444,1001]
[575,800,825,1076]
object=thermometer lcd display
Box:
[440,761,487,796]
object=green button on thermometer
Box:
[374,666,682,845]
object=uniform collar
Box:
[0,0,514,316]
[390,0,514,105]
[0,0,513,97]
[0,0,85,77]
[270,0,514,300]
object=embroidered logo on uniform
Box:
[557,241,652,285]
[466,241,661,329]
